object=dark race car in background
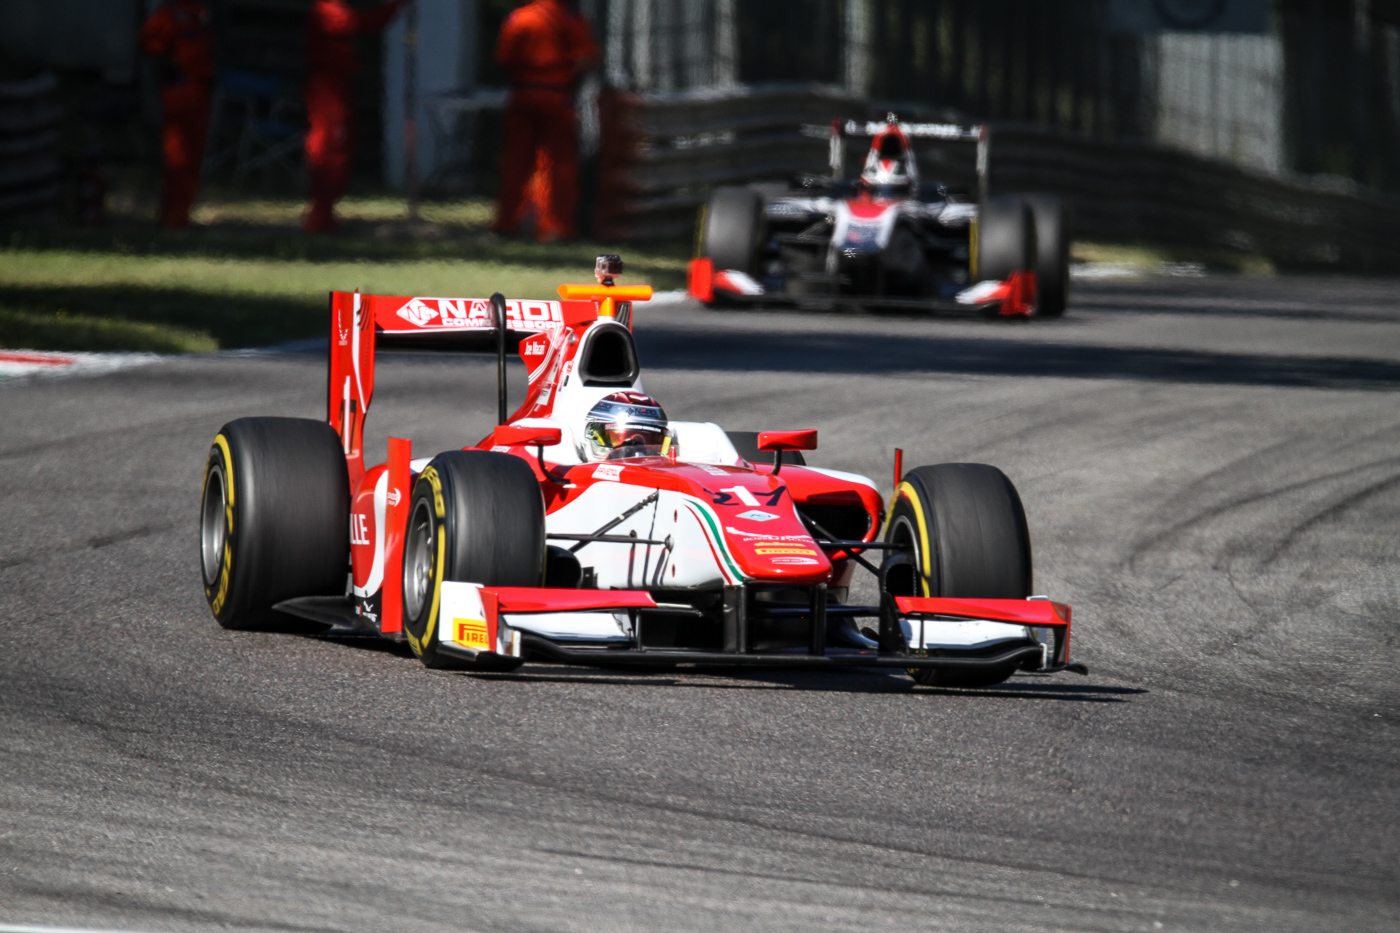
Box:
[688,116,1070,318]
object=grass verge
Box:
[1072,240,1276,275]
[0,306,217,354]
[1,194,691,353]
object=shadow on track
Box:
[310,632,1139,702]
[635,328,1400,390]
[465,666,1142,702]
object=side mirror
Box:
[757,430,817,452]
[757,430,816,474]
[495,425,563,448]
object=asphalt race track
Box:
[2,274,1398,932]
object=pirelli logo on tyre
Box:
[454,618,490,651]
[422,465,445,518]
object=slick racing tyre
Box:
[200,417,350,632]
[883,463,1033,688]
[401,451,545,669]
[700,186,763,276]
[975,195,1035,285]
[1026,194,1070,317]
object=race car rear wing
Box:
[327,280,650,483]
[813,114,990,203]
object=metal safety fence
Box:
[593,82,1400,272]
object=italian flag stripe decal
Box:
[683,498,745,583]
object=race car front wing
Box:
[686,258,1039,317]
[428,582,1087,676]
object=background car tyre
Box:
[700,186,763,276]
[975,195,1035,285]
[1026,194,1071,317]
[883,463,1033,688]
[200,417,349,632]
[401,450,545,669]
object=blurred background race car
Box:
[688,116,1069,318]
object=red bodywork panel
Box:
[488,587,658,613]
[896,597,1070,625]
[758,429,818,451]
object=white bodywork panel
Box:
[437,581,631,647]
[546,479,732,590]
[901,617,1032,650]
[669,422,743,466]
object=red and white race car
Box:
[199,257,1085,687]
[688,116,1069,318]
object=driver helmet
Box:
[583,391,671,461]
[860,130,911,191]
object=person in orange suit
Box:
[303,0,409,232]
[139,0,215,230]
[493,0,598,242]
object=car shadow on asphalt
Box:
[309,632,1143,703]
[465,666,1144,702]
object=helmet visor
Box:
[587,422,671,460]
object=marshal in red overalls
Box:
[140,0,214,230]
[493,0,598,242]
[303,0,408,232]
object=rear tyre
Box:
[883,463,1033,688]
[200,417,349,632]
[401,451,544,669]
[700,186,763,275]
[975,195,1035,284]
[1026,195,1070,317]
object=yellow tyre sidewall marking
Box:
[893,480,933,598]
[407,468,447,658]
[969,215,979,279]
[694,202,709,258]
[206,435,236,615]
[423,465,445,519]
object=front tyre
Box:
[401,451,545,669]
[1026,194,1070,317]
[884,463,1033,688]
[974,195,1035,285]
[700,186,763,277]
[200,417,349,631]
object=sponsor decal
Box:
[595,462,625,481]
[725,527,810,541]
[392,298,566,331]
[771,556,821,566]
[454,618,490,651]
[737,509,778,522]
[754,545,819,556]
[397,297,439,326]
[522,341,547,358]
[491,445,511,453]
[697,464,730,476]
[387,487,402,507]
[350,513,371,546]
